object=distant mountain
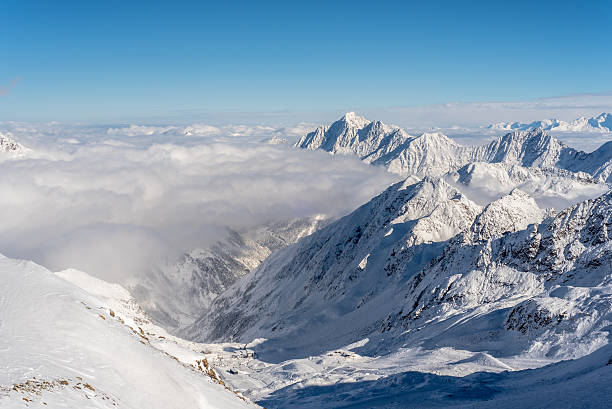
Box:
[489,112,612,132]
[296,113,612,183]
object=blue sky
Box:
[1,0,611,123]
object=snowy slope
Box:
[256,342,612,409]
[177,176,612,407]
[390,190,612,362]
[189,179,612,361]
[0,255,256,408]
[187,177,483,350]
[489,112,612,133]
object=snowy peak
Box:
[479,128,570,168]
[295,113,411,159]
[0,132,30,157]
[469,189,544,241]
[489,113,612,133]
[339,111,371,128]
[298,114,612,184]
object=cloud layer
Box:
[0,128,398,282]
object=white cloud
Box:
[106,124,178,137]
[0,129,398,283]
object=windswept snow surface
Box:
[0,255,256,408]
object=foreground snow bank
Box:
[0,255,255,409]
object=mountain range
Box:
[296,112,612,183]
[489,112,612,132]
[2,116,612,408]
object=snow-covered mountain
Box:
[131,216,328,332]
[0,255,255,409]
[187,176,612,373]
[489,112,612,132]
[0,132,30,157]
[295,113,470,177]
[186,177,484,348]
[445,161,608,210]
[396,189,612,360]
[296,113,612,183]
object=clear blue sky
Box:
[1,0,611,122]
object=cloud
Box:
[106,124,178,137]
[0,77,20,96]
[104,122,316,142]
[0,129,398,282]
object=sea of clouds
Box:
[0,122,398,282]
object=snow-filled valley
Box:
[1,114,612,408]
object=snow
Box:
[0,254,255,408]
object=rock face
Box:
[296,113,612,183]
[131,216,328,331]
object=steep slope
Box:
[187,178,482,354]
[0,254,255,409]
[131,216,327,331]
[189,182,612,367]
[565,140,612,183]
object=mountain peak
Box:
[339,112,370,127]
[0,132,30,156]
[469,189,543,241]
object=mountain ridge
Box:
[296,113,612,183]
